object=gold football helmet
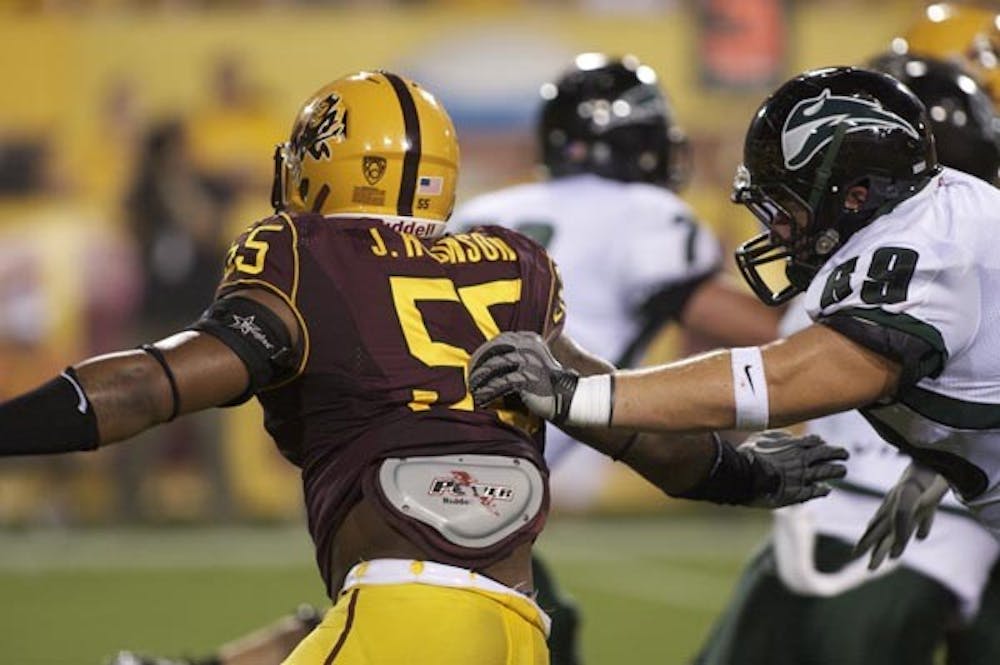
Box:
[272,71,459,237]
[899,3,1000,104]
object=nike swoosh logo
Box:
[744,364,755,393]
[61,371,89,414]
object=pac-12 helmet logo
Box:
[781,88,920,170]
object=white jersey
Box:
[454,174,721,506]
[455,174,721,363]
[775,298,999,618]
[803,168,1000,531]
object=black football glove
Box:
[469,331,580,425]
[854,462,948,570]
[739,430,849,508]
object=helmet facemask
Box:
[733,166,844,305]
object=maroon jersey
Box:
[217,212,565,594]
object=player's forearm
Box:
[0,332,249,456]
[548,331,721,482]
[550,332,639,456]
[616,431,718,494]
[0,351,170,456]
[549,330,614,376]
[611,325,899,432]
[611,349,735,431]
[612,333,831,433]
[679,275,783,347]
[609,343,838,431]
[74,350,178,443]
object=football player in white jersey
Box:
[456,53,780,475]
[468,64,1000,660]
[453,53,782,665]
[692,53,1000,665]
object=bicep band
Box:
[188,295,299,405]
[730,347,769,430]
[140,344,179,422]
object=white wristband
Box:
[566,374,613,427]
[730,347,769,430]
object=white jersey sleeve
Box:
[803,228,977,387]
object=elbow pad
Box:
[189,296,300,405]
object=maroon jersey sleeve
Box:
[216,212,309,379]
[219,213,299,301]
[541,260,566,341]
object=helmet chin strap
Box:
[270,143,288,213]
[807,123,848,212]
[784,261,818,291]
[796,124,851,266]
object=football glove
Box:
[469,331,580,424]
[738,430,848,508]
[854,462,949,570]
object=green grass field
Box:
[0,511,769,664]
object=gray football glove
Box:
[468,331,579,424]
[854,462,948,570]
[739,430,849,508]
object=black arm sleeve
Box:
[0,368,100,456]
[672,434,776,505]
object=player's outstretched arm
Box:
[483,332,847,508]
[679,274,784,347]
[543,332,721,494]
[0,288,298,455]
[470,324,900,433]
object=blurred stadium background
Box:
[0,0,970,662]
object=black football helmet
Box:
[733,67,940,305]
[868,51,1000,184]
[538,53,690,189]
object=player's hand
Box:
[469,331,579,424]
[854,462,948,570]
[740,430,849,508]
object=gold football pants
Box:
[282,560,550,665]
